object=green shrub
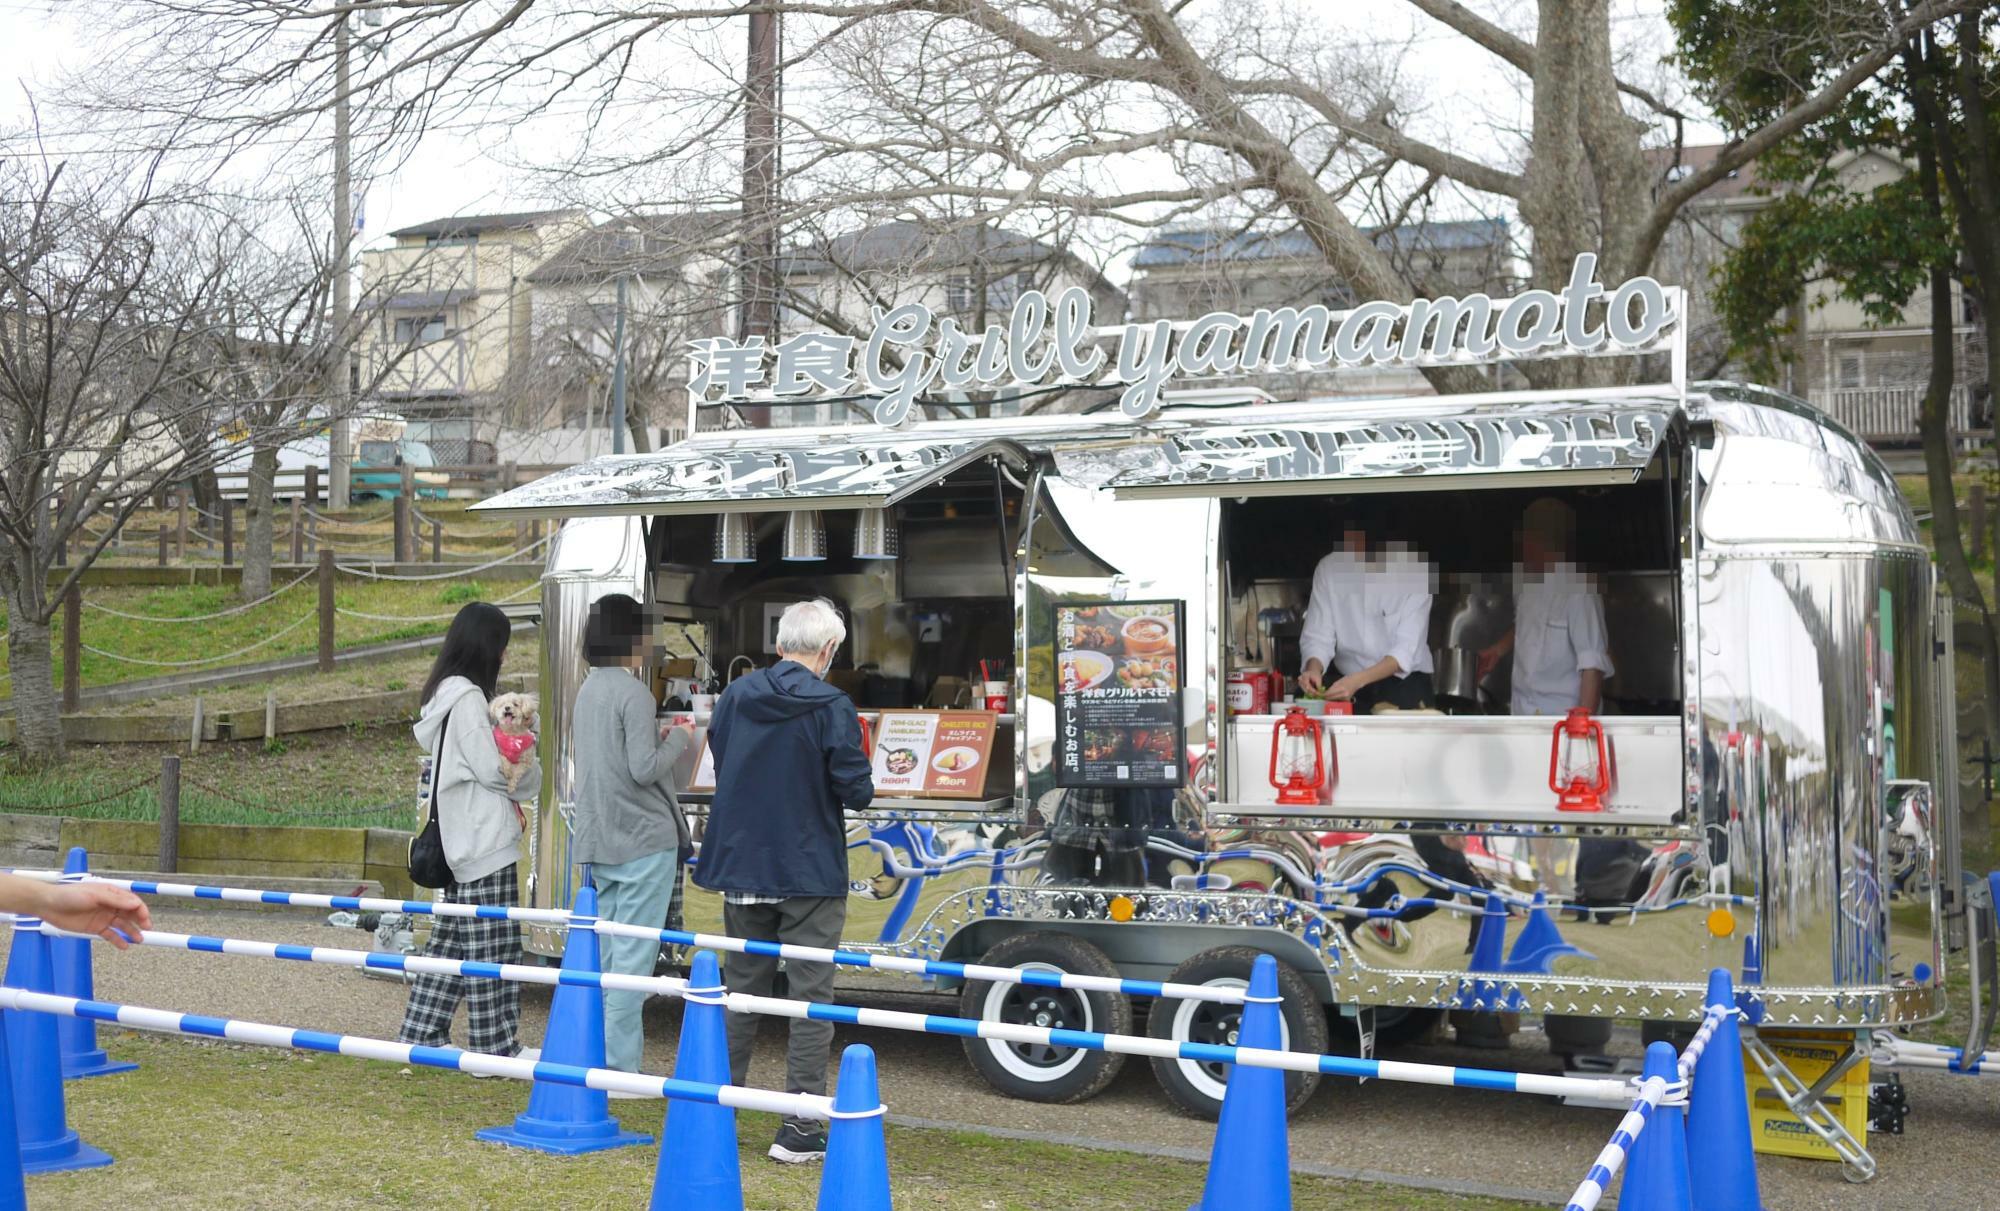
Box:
[439,581,485,605]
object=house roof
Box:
[1643,144,1766,202]
[1131,218,1508,269]
[527,212,739,284]
[781,219,1067,277]
[387,208,586,240]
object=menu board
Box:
[684,735,719,793]
[1053,599,1184,788]
[870,710,999,799]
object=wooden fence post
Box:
[515,519,528,554]
[221,497,234,566]
[400,464,415,501]
[158,755,181,874]
[431,518,442,563]
[176,492,189,560]
[264,687,278,743]
[52,497,66,567]
[318,546,336,673]
[61,584,80,713]
[392,494,410,564]
[501,462,518,493]
[157,524,169,567]
[304,464,320,508]
[189,696,203,755]
[290,497,304,564]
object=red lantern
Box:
[1548,707,1610,812]
[1269,706,1333,806]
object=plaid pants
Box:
[396,865,524,1056]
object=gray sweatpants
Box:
[721,895,846,1123]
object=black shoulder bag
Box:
[408,729,455,889]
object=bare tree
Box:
[0,155,327,763]
[95,0,1982,403]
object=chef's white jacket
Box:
[1299,547,1435,681]
[1510,562,1614,716]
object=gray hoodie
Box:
[414,676,539,885]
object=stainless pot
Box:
[1432,645,1484,702]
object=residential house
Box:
[774,219,1127,426]
[1650,142,1986,444]
[356,208,591,462]
[1124,218,1512,398]
[520,211,739,460]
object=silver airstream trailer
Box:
[473,263,1995,1178]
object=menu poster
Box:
[871,710,999,800]
[684,737,719,793]
[1053,599,1184,788]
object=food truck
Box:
[472,257,1996,1174]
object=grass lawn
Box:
[37,1035,1526,1211]
[0,577,537,696]
[0,725,421,829]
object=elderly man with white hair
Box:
[694,597,874,1165]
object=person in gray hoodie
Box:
[570,593,693,1077]
[397,602,541,1057]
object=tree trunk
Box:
[624,403,654,455]
[1915,112,2000,745]
[4,574,62,765]
[241,442,278,601]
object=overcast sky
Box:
[0,0,1722,280]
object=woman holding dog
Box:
[572,593,695,1076]
[398,601,540,1058]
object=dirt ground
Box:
[4,906,1992,1210]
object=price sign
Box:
[869,710,999,799]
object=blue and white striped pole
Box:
[0,985,830,1118]
[18,918,1642,1105]
[4,869,1248,1006]
[1561,1074,1669,1211]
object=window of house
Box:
[946,275,974,313]
[394,313,449,343]
[985,271,1026,312]
[1835,353,1863,390]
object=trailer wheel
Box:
[959,932,1131,1104]
[1147,947,1328,1119]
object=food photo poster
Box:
[1053,600,1185,788]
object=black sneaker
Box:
[767,1121,827,1164]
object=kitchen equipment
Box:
[1269,705,1332,806]
[1550,707,1611,811]
[1432,645,1486,704]
[713,513,756,563]
[853,507,899,560]
[1227,668,1270,715]
[781,509,827,561]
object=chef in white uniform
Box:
[1481,498,1613,716]
[1297,517,1436,712]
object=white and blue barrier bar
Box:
[4,867,1248,1005]
[22,917,1644,1105]
[0,985,832,1119]
[1558,1075,1668,1211]
[1873,1033,1996,1077]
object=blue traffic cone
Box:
[651,951,742,1211]
[1688,970,1761,1211]
[816,1045,891,1211]
[1,917,111,1174]
[1460,892,1516,1010]
[1737,936,1764,1026]
[52,848,136,1081]
[1501,892,1589,975]
[1621,1041,1691,1211]
[476,885,651,1155]
[0,1010,25,1211]
[1190,954,1291,1211]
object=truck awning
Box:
[1049,402,1672,499]
[470,436,1027,519]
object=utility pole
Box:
[327,13,356,509]
[611,272,628,454]
[739,10,779,427]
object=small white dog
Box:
[489,692,539,797]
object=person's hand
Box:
[1296,662,1324,696]
[38,883,150,949]
[1476,644,1504,679]
[1326,674,1366,701]
[662,719,697,742]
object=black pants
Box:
[1353,671,1436,713]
